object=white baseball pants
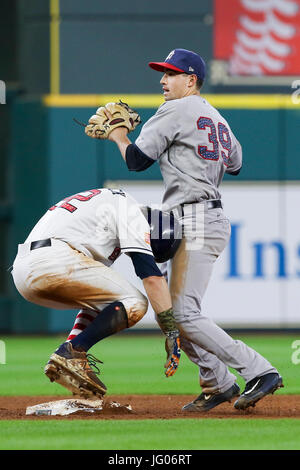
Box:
[12,238,148,327]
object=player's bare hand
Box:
[164,335,181,377]
[107,126,129,142]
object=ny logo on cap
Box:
[165,50,175,61]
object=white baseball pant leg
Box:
[12,239,148,328]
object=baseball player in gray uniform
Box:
[11,187,181,397]
[96,49,283,411]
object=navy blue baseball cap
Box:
[149,48,206,81]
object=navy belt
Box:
[30,238,52,250]
[206,200,222,210]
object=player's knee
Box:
[124,294,148,327]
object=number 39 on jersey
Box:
[197,116,232,166]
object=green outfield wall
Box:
[1,2,299,332]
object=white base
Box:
[26,398,132,416]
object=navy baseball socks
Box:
[54,301,129,354]
[69,301,128,351]
[45,302,128,396]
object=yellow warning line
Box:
[43,94,164,108]
[50,0,60,94]
[42,93,300,109]
[207,94,300,109]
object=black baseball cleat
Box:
[182,383,240,412]
[234,373,283,410]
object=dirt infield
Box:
[0,394,299,420]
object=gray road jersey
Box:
[135,95,242,210]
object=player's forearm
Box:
[108,127,155,172]
[142,276,172,314]
[108,128,132,162]
[114,136,132,162]
[143,276,178,336]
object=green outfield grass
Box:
[0,333,299,450]
[0,333,298,396]
[1,418,300,450]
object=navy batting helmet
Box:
[146,208,182,263]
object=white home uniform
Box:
[135,95,278,393]
[12,188,151,326]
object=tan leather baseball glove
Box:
[85,100,141,139]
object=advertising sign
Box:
[112,182,300,328]
[213,0,300,83]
